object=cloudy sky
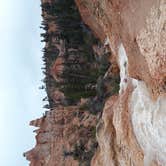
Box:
[0,0,46,165]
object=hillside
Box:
[24,0,166,166]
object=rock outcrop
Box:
[76,0,166,165]
[25,0,166,166]
[24,106,98,166]
[76,0,166,99]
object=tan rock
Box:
[25,0,166,165]
[76,0,166,99]
[76,0,166,165]
[24,106,98,166]
[50,57,65,82]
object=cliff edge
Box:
[25,0,166,166]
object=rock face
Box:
[76,0,166,99]
[25,0,166,166]
[76,0,166,165]
[24,106,98,166]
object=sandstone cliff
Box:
[76,0,166,165]
[25,0,166,166]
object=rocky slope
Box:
[24,106,98,166]
[25,0,166,166]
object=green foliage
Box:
[109,76,120,95]
[40,0,120,110]
[63,140,98,166]
[41,0,99,103]
[40,1,121,165]
[79,103,90,111]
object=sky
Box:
[0,0,46,165]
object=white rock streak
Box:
[104,36,111,47]
[118,43,166,166]
[118,43,128,94]
[130,81,166,166]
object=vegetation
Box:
[40,0,102,107]
[39,0,120,164]
[63,136,98,166]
